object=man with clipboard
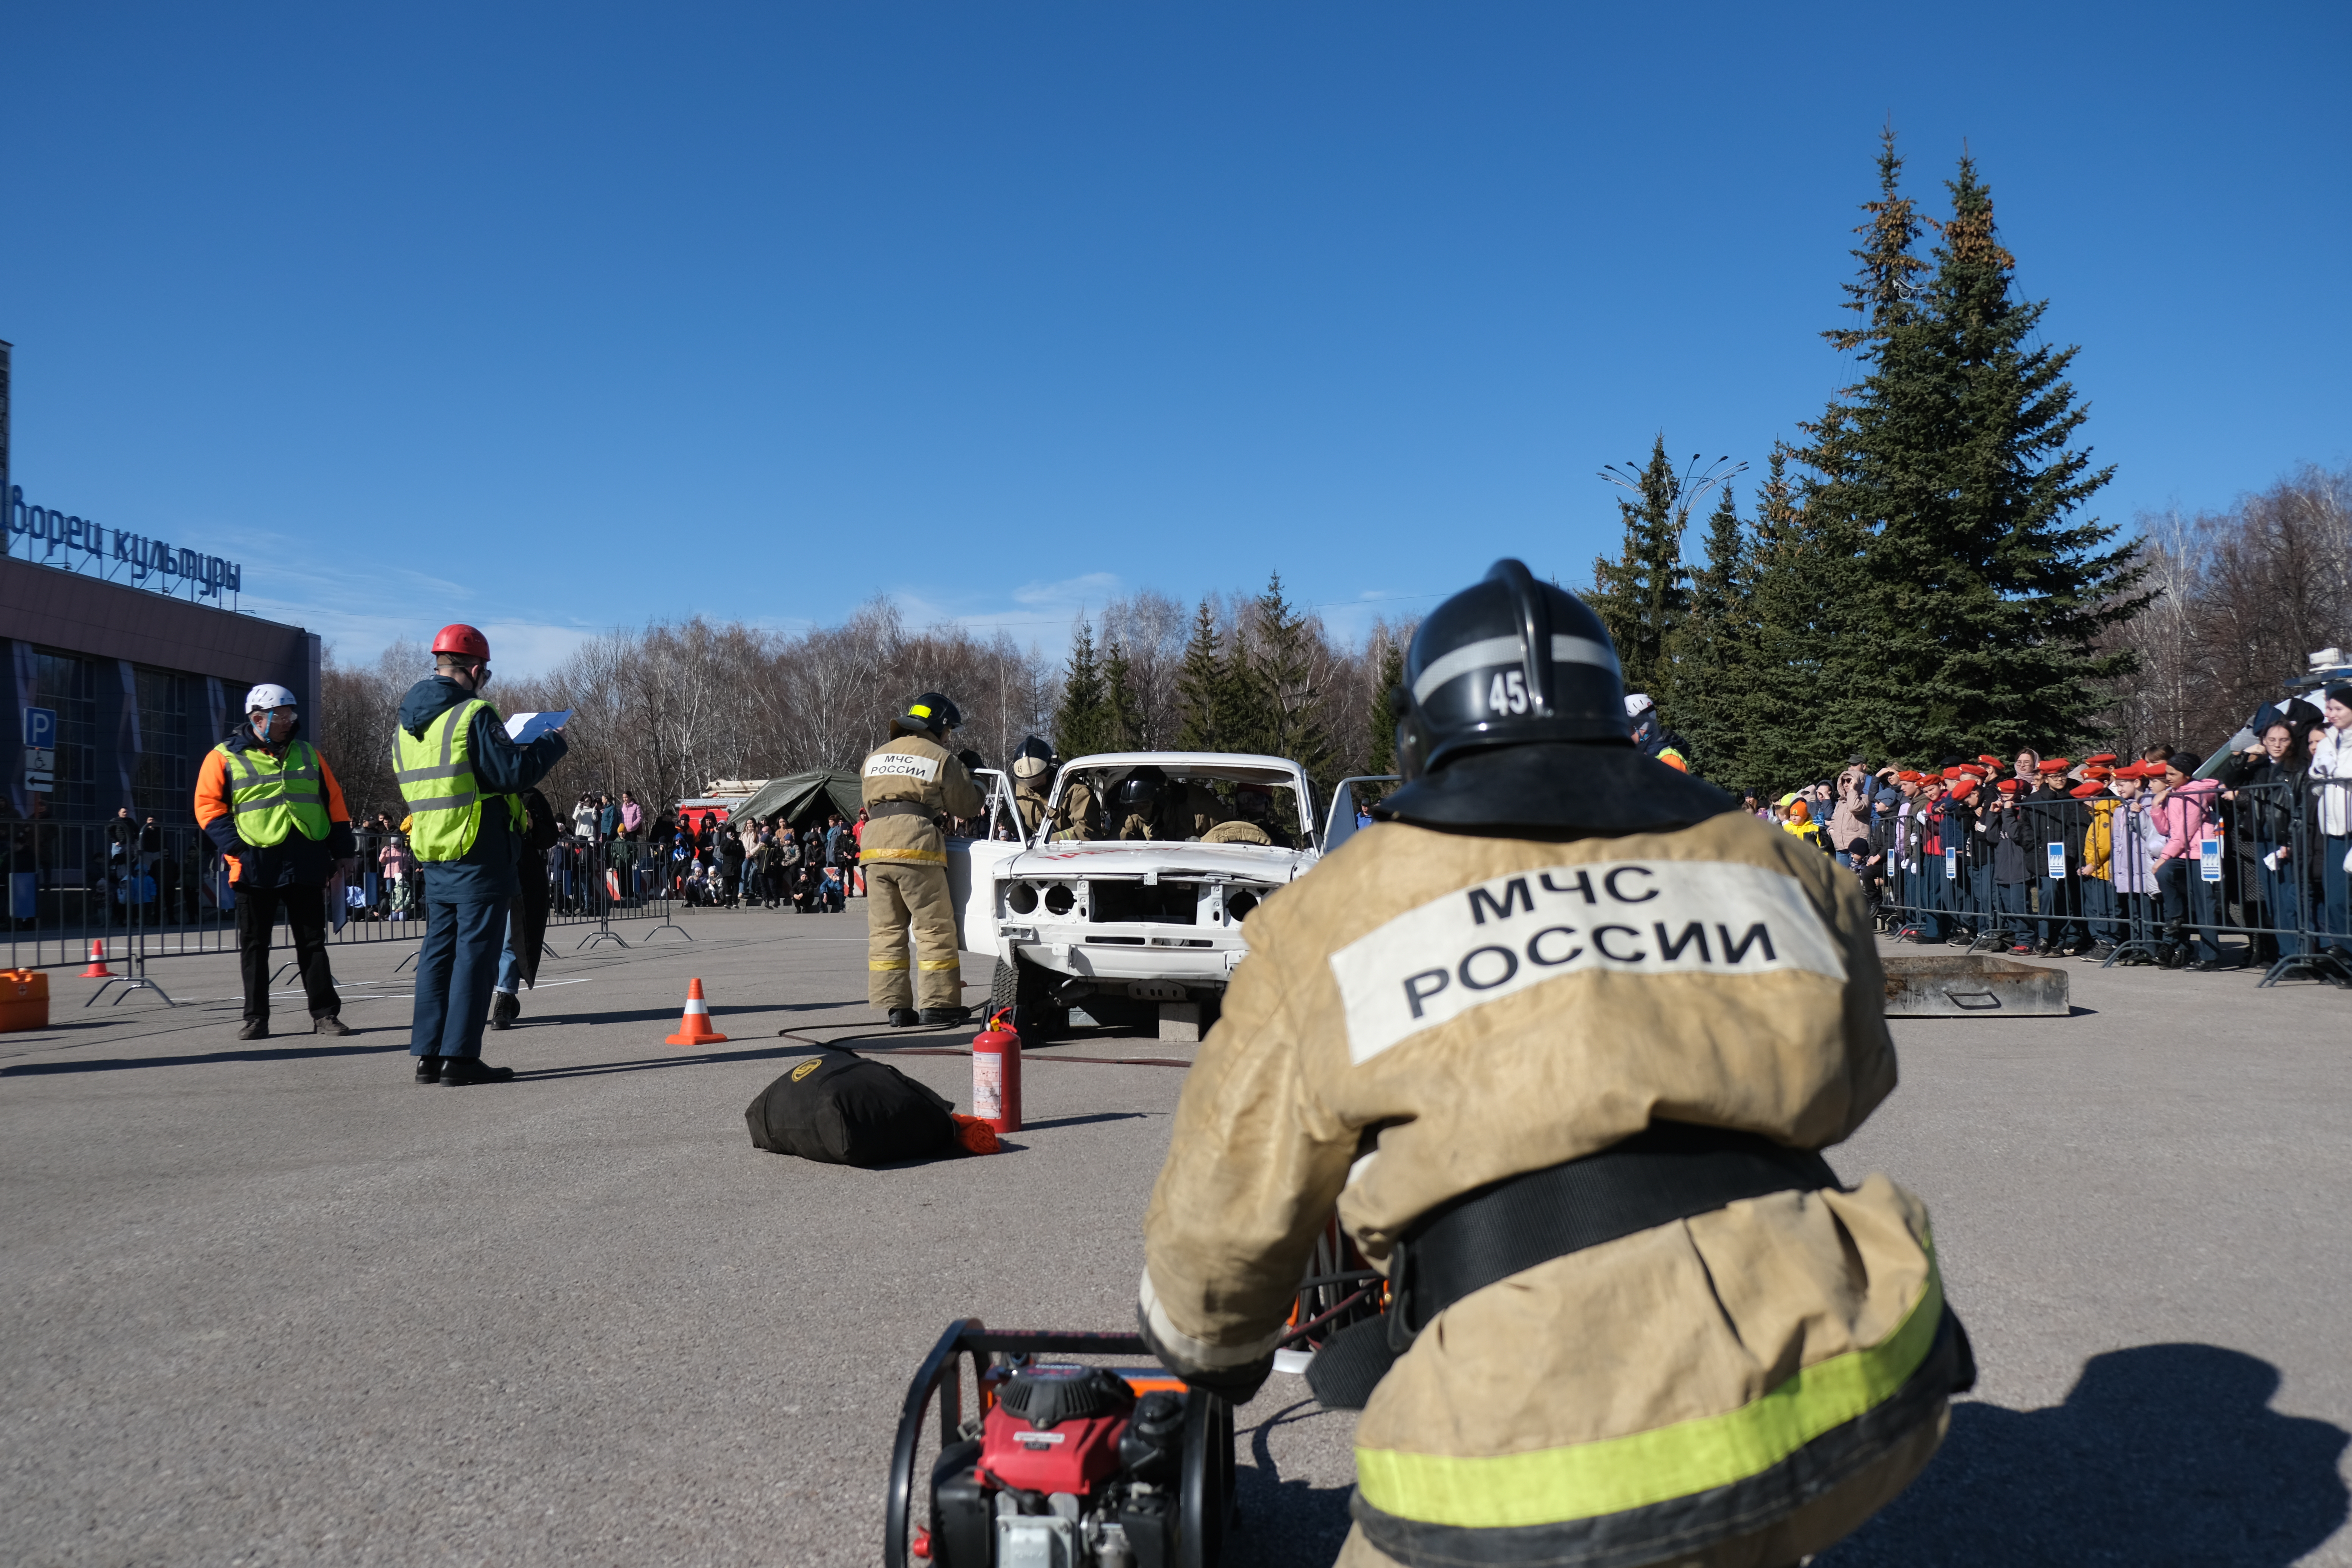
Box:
[393,625,569,1084]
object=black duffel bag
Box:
[745,1050,957,1166]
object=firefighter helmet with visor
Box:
[894,692,963,737]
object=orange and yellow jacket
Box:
[194,727,356,889]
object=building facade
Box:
[5,554,318,827]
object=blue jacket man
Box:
[396,625,567,1085]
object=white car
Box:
[948,752,1393,1043]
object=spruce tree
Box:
[1366,637,1404,776]
[1236,573,1332,807]
[1588,435,1691,695]
[1800,135,2145,756]
[1660,482,1752,779]
[1174,600,1228,751]
[1054,618,1116,758]
[1740,444,1872,789]
[1103,640,1146,750]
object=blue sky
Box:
[5,3,2346,673]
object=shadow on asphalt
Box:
[2,1040,411,1075]
[515,1041,834,1080]
[1018,1112,1155,1130]
[524,1005,788,1026]
[1820,1343,2349,1567]
[1208,1345,2352,1568]
[1228,1396,1354,1567]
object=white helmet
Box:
[1623,692,1655,720]
[245,683,299,713]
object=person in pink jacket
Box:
[378,835,419,920]
[2147,753,2224,968]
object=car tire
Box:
[994,953,1068,1049]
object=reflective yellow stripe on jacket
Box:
[1354,1256,1945,1531]
[393,700,521,862]
[216,740,333,846]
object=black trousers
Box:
[235,884,340,1024]
[2156,859,2224,963]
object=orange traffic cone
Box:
[665,978,729,1046]
[80,939,114,978]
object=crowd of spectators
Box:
[659,809,865,912]
[300,789,884,924]
[1740,685,2352,975]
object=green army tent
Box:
[724,770,862,828]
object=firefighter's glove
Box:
[957,749,986,774]
[1135,1300,1276,1404]
[1177,1353,1275,1406]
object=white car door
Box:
[1321,775,1401,857]
[945,770,1029,951]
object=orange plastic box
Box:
[0,969,51,1032]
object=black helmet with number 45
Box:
[1379,558,1733,834]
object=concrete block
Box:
[1881,954,2070,1017]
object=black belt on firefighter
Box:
[1306,1121,1841,1412]
[865,800,937,821]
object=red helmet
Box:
[432,623,490,661]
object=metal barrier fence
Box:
[1852,776,2352,988]
[5,824,689,983]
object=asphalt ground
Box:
[1,906,2347,1567]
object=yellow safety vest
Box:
[393,699,521,862]
[214,739,332,847]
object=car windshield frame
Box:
[1040,751,1315,848]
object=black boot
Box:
[489,990,521,1031]
[441,1057,516,1085]
[919,1005,971,1028]
[237,1018,268,1041]
[887,1008,922,1028]
[415,1055,444,1084]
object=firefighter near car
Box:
[1136,560,1972,1568]
[862,692,986,1028]
[1010,735,1058,836]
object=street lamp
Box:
[1597,452,1750,543]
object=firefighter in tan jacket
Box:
[1010,735,1057,837]
[860,692,986,1027]
[1139,562,1972,1568]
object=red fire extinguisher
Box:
[971,1011,1022,1135]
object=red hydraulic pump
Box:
[971,1011,1021,1135]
